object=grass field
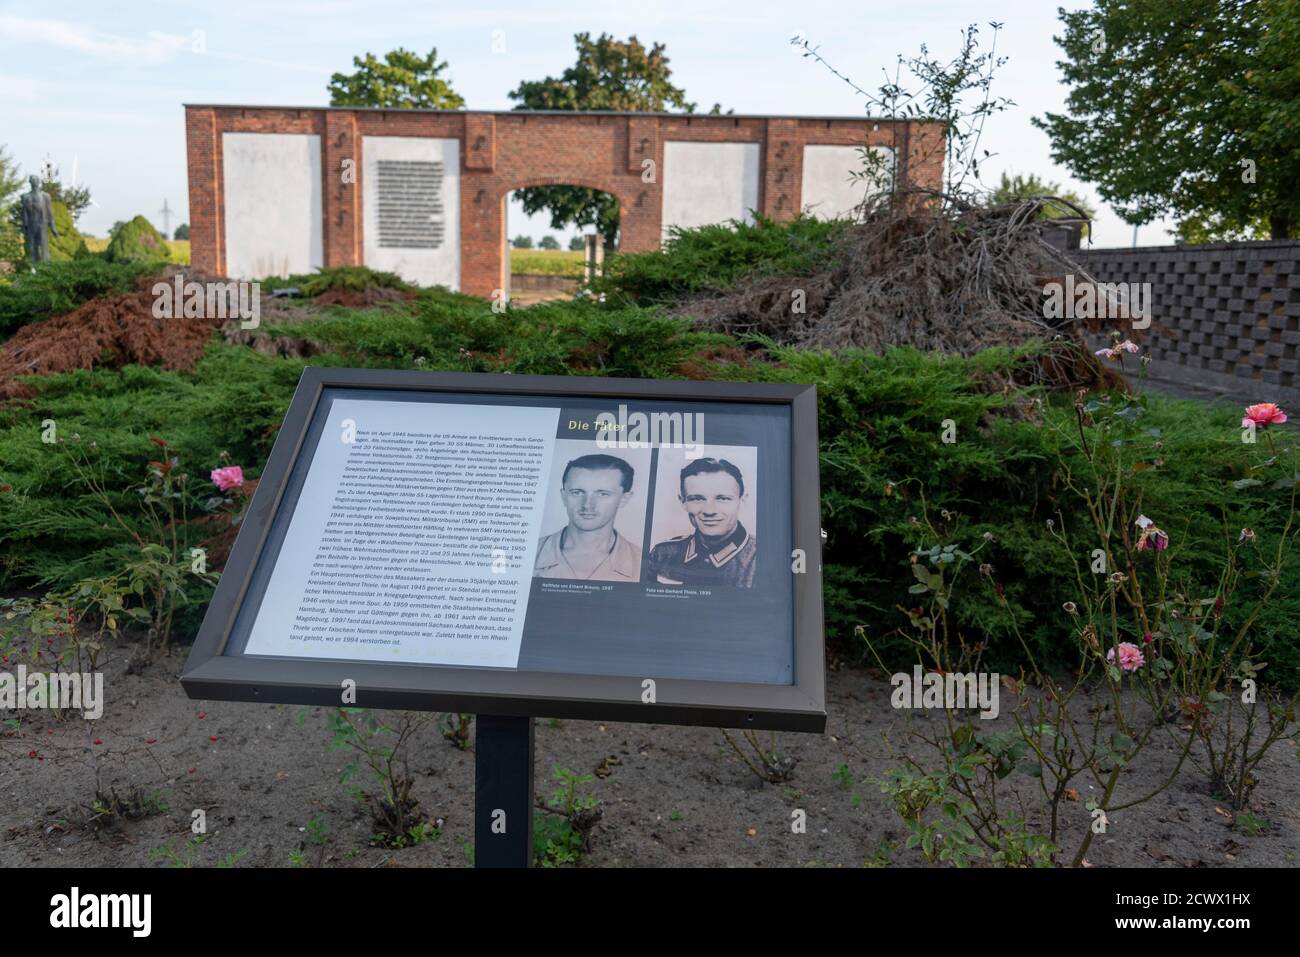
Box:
[83,237,191,264]
[510,248,584,277]
[61,242,556,276]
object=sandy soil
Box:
[3,637,1297,869]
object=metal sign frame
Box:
[181,367,825,733]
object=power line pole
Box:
[159,199,172,238]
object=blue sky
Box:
[1,0,1175,247]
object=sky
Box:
[0,0,1177,248]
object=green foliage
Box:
[986,171,1096,236]
[568,235,585,252]
[0,345,304,608]
[2,213,1298,693]
[328,47,465,109]
[0,217,22,268]
[509,32,693,112]
[538,235,560,250]
[793,22,1012,198]
[878,759,1055,867]
[48,201,88,262]
[0,145,22,209]
[510,235,534,249]
[1235,813,1270,837]
[327,708,437,847]
[595,214,844,304]
[173,223,189,241]
[104,215,168,264]
[0,146,23,265]
[262,290,725,379]
[1034,0,1300,239]
[35,160,92,222]
[508,32,699,248]
[0,257,155,338]
[263,265,410,296]
[534,765,602,867]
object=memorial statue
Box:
[20,175,57,266]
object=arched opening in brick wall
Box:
[501,179,628,306]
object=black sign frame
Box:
[180,367,825,732]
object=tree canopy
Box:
[507,33,721,250]
[328,47,465,109]
[1033,0,1300,240]
[987,171,1097,236]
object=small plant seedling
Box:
[832,762,853,789]
[1236,813,1269,837]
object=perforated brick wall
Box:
[1073,241,1300,404]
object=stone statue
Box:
[20,175,58,265]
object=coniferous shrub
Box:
[104,215,169,264]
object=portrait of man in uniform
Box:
[645,456,757,588]
[534,452,643,582]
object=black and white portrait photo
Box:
[534,441,650,583]
[645,447,758,588]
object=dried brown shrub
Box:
[0,284,222,400]
[674,191,1130,390]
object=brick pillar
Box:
[323,112,360,266]
[460,114,500,297]
[763,119,799,221]
[185,106,222,274]
[621,116,661,252]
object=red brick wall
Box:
[184,106,944,296]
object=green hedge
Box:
[2,312,1296,685]
[593,214,845,304]
[262,265,410,296]
[2,215,1297,687]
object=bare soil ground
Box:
[3,637,1297,869]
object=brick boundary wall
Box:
[1068,241,1300,406]
[184,105,944,297]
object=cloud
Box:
[0,16,190,64]
[0,73,45,101]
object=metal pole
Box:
[474,714,534,868]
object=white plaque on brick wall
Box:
[660,142,761,240]
[223,133,324,279]
[800,144,894,221]
[363,136,460,290]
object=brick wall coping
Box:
[1076,239,1300,255]
[183,104,918,123]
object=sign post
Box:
[181,368,826,867]
[473,714,535,868]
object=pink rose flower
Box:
[1242,403,1287,429]
[1117,339,1140,353]
[1107,642,1146,672]
[1095,347,1119,360]
[211,465,244,492]
[1134,514,1169,551]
